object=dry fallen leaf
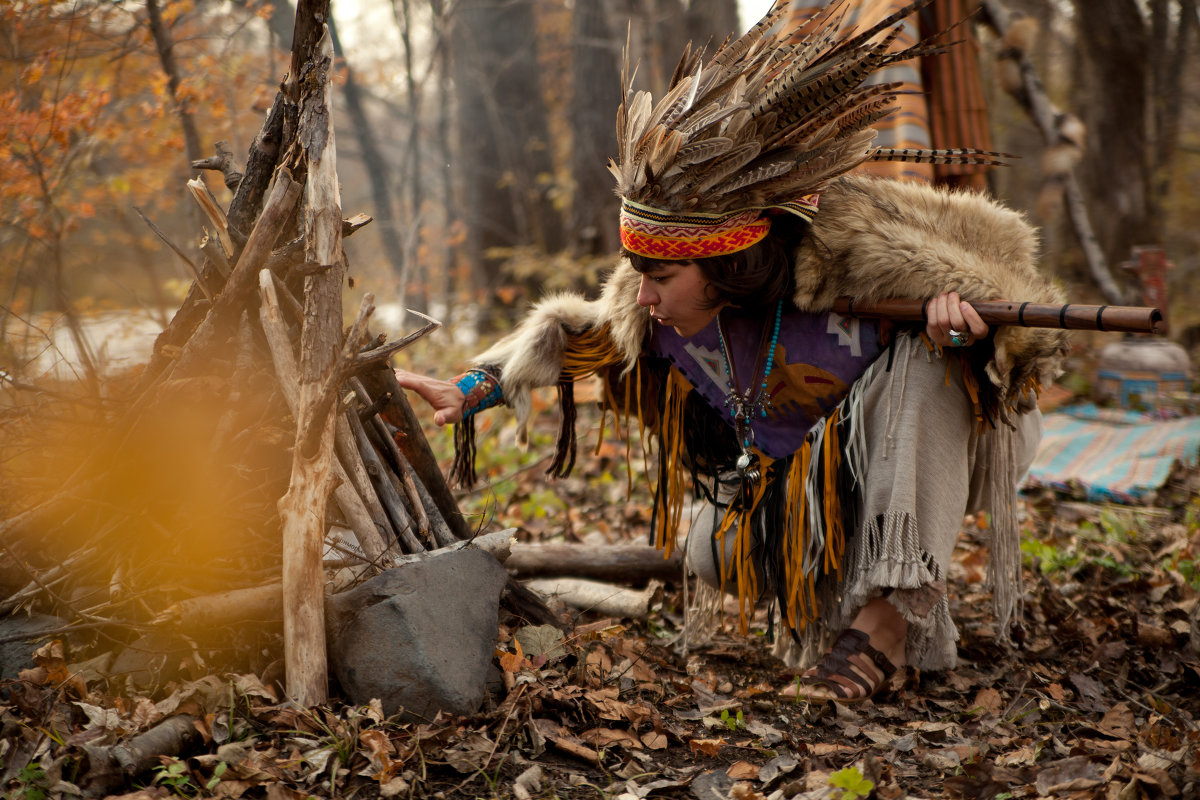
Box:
[689,737,725,757]
[640,729,668,749]
[1034,755,1105,795]
[726,760,760,780]
[580,727,642,749]
[1097,702,1135,740]
[971,687,1004,716]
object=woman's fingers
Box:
[925,293,953,345]
[393,369,465,426]
[945,292,968,334]
[959,300,989,340]
[925,292,989,348]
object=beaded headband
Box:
[619,195,820,260]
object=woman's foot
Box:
[780,597,907,703]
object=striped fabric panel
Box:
[1025,405,1200,504]
[790,0,934,183]
[788,0,994,188]
[918,0,993,183]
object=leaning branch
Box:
[980,0,1126,304]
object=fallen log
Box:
[79,714,201,799]
[507,543,682,584]
[153,529,518,630]
[525,578,663,620]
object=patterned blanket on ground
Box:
[1024,404,1200,504]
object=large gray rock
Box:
[327,547,508,719]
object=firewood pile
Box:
[0,0,531,706]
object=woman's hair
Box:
[625,213,810,312]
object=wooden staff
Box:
[832,297,1164,335]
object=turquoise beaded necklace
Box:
[715,298,783,485]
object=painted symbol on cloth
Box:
[763,345,850,422]
[683,341,728,387]
[827,313,862,357]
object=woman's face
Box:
[635,260,724,338]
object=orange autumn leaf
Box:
[972,687,1004,716]
[32,640,86,697]
[689,737,725,757]
[497,638,528,673]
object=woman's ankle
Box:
[849,597,908,666]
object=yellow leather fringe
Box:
[561,325,850,635]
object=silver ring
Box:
[948,328,969,347]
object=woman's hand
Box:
[925,291,989,349]
[393,369,466,426]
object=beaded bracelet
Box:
[454,367,504,419]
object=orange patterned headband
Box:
[619,195,820,260]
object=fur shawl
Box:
[473,175,1068,437]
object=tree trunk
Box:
[145,0,204,172]
[431,0,457,321]
[1071,0,1156,258]
[328,17,411,310]
[982,0,1127,304]
[569,2,622,256]
[394,0,428,317]
[451,0,566,325]
[1148,0,1198,215]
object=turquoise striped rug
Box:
[1024,404,1200,504]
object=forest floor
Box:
[3,394,1199,800]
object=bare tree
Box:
[390,0,433,317]
[569,2,622,256]
[566,0,739,258]
[450,0,565,324]
[1070,0,1196,266]
[327,17,411,309]
[145,0,204,171]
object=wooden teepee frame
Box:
[0,0,527,708]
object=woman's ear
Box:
[702,283,732,310]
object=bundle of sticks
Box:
[0,4,518,707]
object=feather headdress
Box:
[611,0,1002,259]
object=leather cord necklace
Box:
[715,299,783,495]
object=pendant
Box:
[736,449,760,483]
[737,449,760,508]
[726,393,751,423]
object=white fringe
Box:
[985,422,1025,645]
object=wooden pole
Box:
[832,297,1164,334]
[278,16,341,707]
[258,271,389,564]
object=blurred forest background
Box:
[1,0,1198,383]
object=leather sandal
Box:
[782,629,898,704]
